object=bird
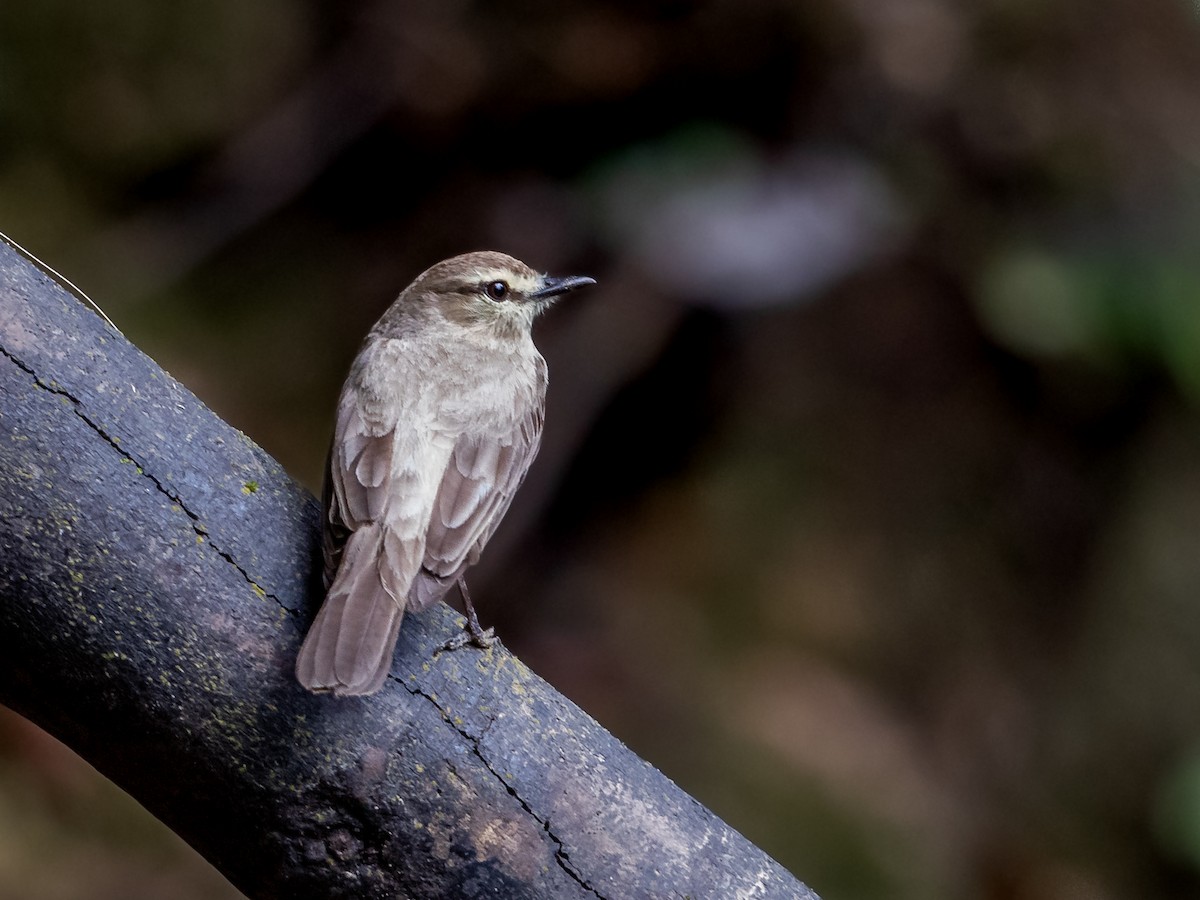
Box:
[295,251,595,696]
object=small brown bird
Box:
[295,251,595,696]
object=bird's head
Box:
[400,251,595,338]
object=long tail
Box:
[295,527,404,696]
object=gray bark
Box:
[0,238,818,900]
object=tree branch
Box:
[0,239,817,899]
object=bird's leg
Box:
[441,578,495,651]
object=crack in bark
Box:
[0,342,297,617]
[398,675,609,900]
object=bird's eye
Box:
[485,280,509,301]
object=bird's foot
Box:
[440,623,495,653]
[438,577,496,652]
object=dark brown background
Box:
[3,1,1200,897]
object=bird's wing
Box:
[298,387,422,695]
[322,389,393,587]
[411,365,546,610]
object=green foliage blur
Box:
[4,0,1200,897]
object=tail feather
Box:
[296,527,405,696]
[408,568,457,612]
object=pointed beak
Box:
[529,274,597,301]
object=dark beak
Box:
[529,274,596,301]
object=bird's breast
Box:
[356,335,543,439]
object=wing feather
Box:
[411,364,546,611]
[299,388,415,695]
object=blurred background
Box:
[3,0,1200,897]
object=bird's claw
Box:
[440,624,495,653]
